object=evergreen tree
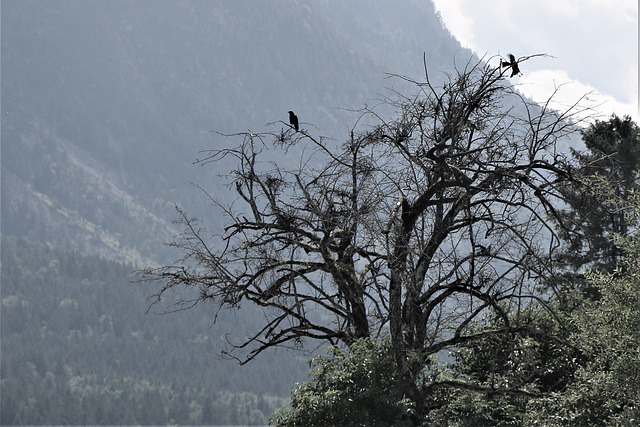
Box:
[557,115,639,282]
[529,226,640,424]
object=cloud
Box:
[431,0,638,123]
[518,69,639,123]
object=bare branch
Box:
[139,54,592,414]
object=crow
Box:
[500,54,520,77]
[288,110,299,131]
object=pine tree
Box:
[556,115,639,297]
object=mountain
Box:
[1,0,469,263]
[1,235,306,425]
[1,0,472,423]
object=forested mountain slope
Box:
[1,236,306,424]
[1,0,466,263]
[1,0,471,424]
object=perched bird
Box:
[288,110,299,131]
[500,53,520,77]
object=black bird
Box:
[288,110,299,131]
[500,54,520,77]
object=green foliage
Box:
[423,120,640,425]
[578,115,640,185]
[558,115,640,279]
[270,337,414,426]
[529,232,640,426]
[453,319,573,391]
[427,388,529,427]
[423,307,577,426]
[430,175,640,425]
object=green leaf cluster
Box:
[528,233,640,425]
[271,337,414,426]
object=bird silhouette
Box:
[288,111,299,131]
[500,54,520,77]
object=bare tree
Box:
[140,55,592,417]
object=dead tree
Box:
[140,55,593,418]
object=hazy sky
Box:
[431,0,639,123]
